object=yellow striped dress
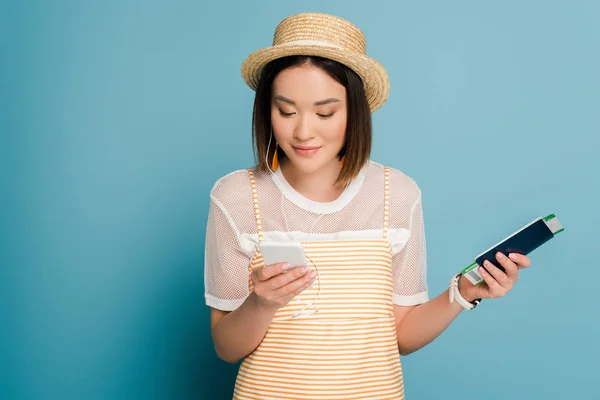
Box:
[234,166,405,400]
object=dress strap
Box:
[247,169,264,242]
[383,166,390,239]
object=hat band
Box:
[277,39,343,50]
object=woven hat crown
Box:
[241,12,390,112]
[272,13,367,54]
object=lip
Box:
[292,145,322,157]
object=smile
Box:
[292,145,322,156]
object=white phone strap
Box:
[266,131,322,321]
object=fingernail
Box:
[301,266,309,273]
[509,253,518,261]
[497,252,505,259]
[308,270,317,279]
[282,263,291,271]
[484,260,491,267]
[479,266,486,274]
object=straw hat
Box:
[240,12,390,113]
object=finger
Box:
[283,271,318,303]
[254,262,291,282]
[265,265,311,291]
[479,266,507,297]
[508,253,531,269]
[495,252,519,282]
[483,259,511,287]
[273,268,317,300]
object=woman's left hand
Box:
[459,252,532,302]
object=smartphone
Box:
[258,241,309,269]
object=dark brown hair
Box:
[252,55,372,187]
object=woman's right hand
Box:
[250,263,317,310]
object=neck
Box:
[280,159,346,203]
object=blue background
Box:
[2,1,598,399]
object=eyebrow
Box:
[274,95,341,106]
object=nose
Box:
[293,116,314,141]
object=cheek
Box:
[324,116,347,145]
[271,109,292,139]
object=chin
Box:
[288,157,337,174]
[290,160,324,174]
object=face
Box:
[271,64,347,175]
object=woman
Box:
[204,12,531,400]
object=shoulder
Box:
[210,169,251,200]
[208,168,260,217]
[209,165,273,205]
[367,161,422,203]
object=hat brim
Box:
[240,44,390,113]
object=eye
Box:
[317,113,334,119]
[279,109,295,117]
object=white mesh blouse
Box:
[204,160,429,311]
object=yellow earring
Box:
[271,144,279,170]
[340,155,345,167]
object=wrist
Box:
[457,274,477,302]
[247,291,279,315]
[449,273,481,311]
